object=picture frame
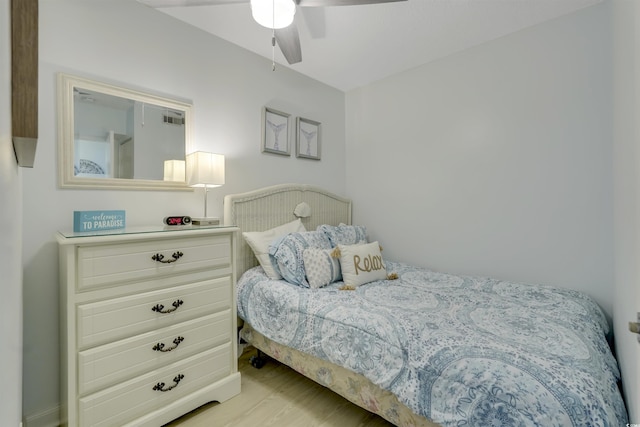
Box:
[261,107,290,156]
[296,117,321,160]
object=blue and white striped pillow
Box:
[269,231,332,287]
[317,224,368,247]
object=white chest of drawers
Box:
[57,226,241,427]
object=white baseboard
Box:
[23,405,60,427]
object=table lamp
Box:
[186,151,225,226]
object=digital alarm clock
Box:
[163,216,192,226]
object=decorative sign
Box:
[73,210,126,232]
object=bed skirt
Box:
[240,323,439,427]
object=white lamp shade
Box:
[186,151,225,188]
[251,0,296,29]
[163,159,186,182]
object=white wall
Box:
[346,1,640,418]
[346,3,613,316]
[23,0,345,421]
[0,0,24,425]
[612,0,640,422]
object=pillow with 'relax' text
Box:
[337,241,387,287]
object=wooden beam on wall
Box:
[11,0,38,168]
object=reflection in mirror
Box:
[58,73,193,190]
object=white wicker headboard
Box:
[223,183,352,278]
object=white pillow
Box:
[338,241,387,287]
[243,219,306,279]
[303,248,342,289]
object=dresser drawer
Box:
[77,234,231,291]
[77,277,231,349]
[79,344,232,427]
[78,311,231,395]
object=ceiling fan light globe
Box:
[250,0,296,29]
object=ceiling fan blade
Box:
[275,23,303,64]
[137,0,247,8]
[297,0,405,6]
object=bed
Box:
[223,183,628,427]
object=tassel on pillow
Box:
[330,247,341,258]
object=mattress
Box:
[237,260,628,426]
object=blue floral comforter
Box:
[237,261,628,426]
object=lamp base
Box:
[191,217,220,226]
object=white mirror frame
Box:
[57,73,194,191]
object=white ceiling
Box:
[147,0,602,92]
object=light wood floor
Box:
[166,348,394,427]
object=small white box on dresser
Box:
[56,226,241,427]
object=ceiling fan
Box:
[138,0,407,65]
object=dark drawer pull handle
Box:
[152,336,184,352]
[151,299,183,314]
[151,251,184,264]
[152,374,184,392]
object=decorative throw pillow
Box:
[303,248,342,289]
[269,231,332,287]
[242,218,306,279]
[318,223,368,247]
[338,241,387,287]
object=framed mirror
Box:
[57,73,193,190]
